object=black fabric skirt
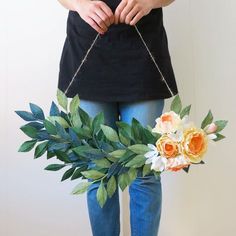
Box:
[57,2,179,102]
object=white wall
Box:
[1,1,235,236]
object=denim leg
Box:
[129,171,162,236]
[119,99,165,236]
[79,99,120,236]
[86,178,120,236]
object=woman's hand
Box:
[73,0,115,34]
[114,0,155,25]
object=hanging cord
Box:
[65,24,174,96]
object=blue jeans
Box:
[79,98,165,236]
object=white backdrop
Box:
[1,1,235,236]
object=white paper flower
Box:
[144,143,159,164]
[152,111,182,134]
[150,156,168,172]
[144,143,167,172]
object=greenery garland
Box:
[15,89,228,207]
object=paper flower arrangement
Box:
[15,89,228,207]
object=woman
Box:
[57,0,178,235]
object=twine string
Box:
[65,24,174,97]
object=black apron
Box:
[57,1,179,102]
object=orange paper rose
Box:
[181,127,208,163]
[156,135,180,158]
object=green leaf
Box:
[108,149,126,158]
[92,112,105,135]
[18,139,37,152]
[212,133,226,142]
[20,124,38,138]
[15,110,37,121]
[72,127,92,139]
[43,119,57,135]
[71,167,86,180]
[170,94,182,114]
[73,146,106,159]
[142,164,152,177]
[44,163,66,171]
[55,150,70,163]
[201,110,213,129]
[118,129,130,146]
[71,181,92,194]
[128,144,151,154]
[71,111,82,128]
[61,167,76,181]
[180,105,191,119]
[69,94,80,115]
[34,141,48,158]
[214,120,228,132]
[100,124,120,142]
[118,173,130,191]
[81,170,105,179]
[116,121,133,143]
[125,154,146,168]
[78,107,91,127]
[141,128,156,145]
[93,158,111,168]
[57,89,68,111]
[47,116,70,128]
[107,176,117,198]
[29,103,45,120]
[128,167,137,183]
[96,180,108,208]
[131,118,142,143]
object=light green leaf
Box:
[69,94,80,115]
[142,164,152,177]
[170,95,182,114]
[96,181,108,208]
[107,176,117,198]
[81,170,105,179]
[118,173,130,191]
[108,149,126,158]
[71,181,92,194]
[71,111,82,128]
[57,89,68,111]
[100,124,120,142]
[47,116,70,128]
[125,154,146,168]
[128,167,137,183]
[128,144,150,154]
[92,112,105,135]
[93,158,111,168]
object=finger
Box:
[90,12,108,32]
[94,7,111,27]
[114,0,127,24]
[129,11,143,25]
[119,2,136,23]
[97,2,115,25]
[86,16,105,34]
[124,5,139,24]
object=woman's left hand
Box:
[114,0,156,25]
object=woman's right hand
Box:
[74,0,115,34]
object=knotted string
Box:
[65,24,175,97]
